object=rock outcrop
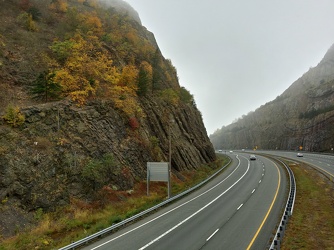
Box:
[0,0,216,237]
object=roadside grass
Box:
[0,155,229,250]
[281,162,334,250]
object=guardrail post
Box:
[279,225,285,238]
[274,239,280,250]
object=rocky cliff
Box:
[0,0,216,237]
[210,44,334,152]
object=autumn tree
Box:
[3,105,25,127]
[17,12,38,31]
[51,32,119,105]
[49,0,68,13]
[79,12,103,36]
[112,65,141,116]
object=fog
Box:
[121,0,334,134]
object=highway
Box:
[82,153,288,250]
[254,151,334,179]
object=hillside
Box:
[210,44,334,152]
[0,0,216,238]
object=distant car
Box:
[297,153,303,157]
[229,150,233,153]
[218,150,223,153]
[250,155,257,160]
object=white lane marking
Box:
[252,189,255,194]
[259,180,261,183]
[91,156,245,250]
[207,229,219,241]
[262,173,264,176]
[237,204,243,210]
[138,160,250,250]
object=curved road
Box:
[82,153,287,250]
[255,150,334,179]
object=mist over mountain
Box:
[210,44,334,152]
[99,0,141,24]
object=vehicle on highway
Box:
[249,154,257,160]
[297,152,303,157]
[218,149,223,152]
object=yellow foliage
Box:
[84,14,103,35]
[53,32,120,104]
[85,0,98,8]
[118,65,139,89]
[49,0,68,13]
[16,12,38,31]
[111,85,140,116]
[3,105,25,127]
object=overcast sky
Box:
[124,0,334,135]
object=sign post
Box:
[147,162,170,198]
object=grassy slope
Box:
[281,162,334,249]
[0,155,229,250]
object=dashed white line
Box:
[259,180,261,183]
[252,189,255,194]
[207,229,219,241]
[237,204,243,210]
[138,157,250,250]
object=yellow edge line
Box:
[246,162,281,250]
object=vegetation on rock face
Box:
[0,0,216,244]
[0,0,194,112]
[2,105,25,127]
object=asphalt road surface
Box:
[255,150,334,179]
[82,153,287,250]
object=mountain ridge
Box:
[210,43,334,152]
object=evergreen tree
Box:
[31,71,62,102]
[152,49,163,93]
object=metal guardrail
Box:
[269,158,296,250]
[59,158,232,250]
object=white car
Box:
[249,155,257,160]
[297,153,303,157]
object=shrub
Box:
[3,105,25,127]
[160,88,179,106]
[16,12,38,31]
[179,87,193,104]
[129,116,139,130]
